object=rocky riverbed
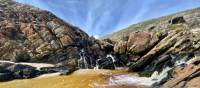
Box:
[0,0,200,88]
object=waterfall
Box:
[78,51,118,69]
[94,59,100,70]
[106,54,116,69]
[78,49,89,69]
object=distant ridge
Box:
[102,7,200,41]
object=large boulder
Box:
[113,31,159,62]
[127,31,159,54]
[99,39,114,53]
[168,16,186,24]
[6,64,39,79]
[0,61,77,81]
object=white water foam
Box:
[106,54,116,62]
[37,72,61,78]
[105,56,195,87]
[94,59,101,70]
[109,74,137,85]
[78,49,89,69]
[106,54,116,68]
[104,66,171,86]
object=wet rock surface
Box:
[105,8,200,88]
[0,67,13,81]
[111,24,200,87]
[6,64,38,79]
[0,61,75,81]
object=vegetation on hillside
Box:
[102,7,200,42]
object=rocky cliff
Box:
[104,7,200,88]
[0,0,110,65]
[0,0,127,81]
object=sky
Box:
[16,0,200,38]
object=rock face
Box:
[127,31,159,54]
[0,0,123,79]
[104,7,200,88]
[0,0,111,68]
[114,40,127,54]
[112,24,200,87]
[129,25,200,71]
[161,64,200,88]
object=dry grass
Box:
[102,7,200,42]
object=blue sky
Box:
[16,0,200,38]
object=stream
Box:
[0,49,196,88]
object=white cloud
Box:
[93,35,100,39]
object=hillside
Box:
[102,7,200,42]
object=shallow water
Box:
[0,69,147,88]
[1,58,186,88]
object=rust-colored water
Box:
[0,69,146,88]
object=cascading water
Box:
[76,50,196,87]
[94,59,100,70]
[78,49,89,69]
[106,54,116,69]
[98,55,195,87]
[78,50,117,69]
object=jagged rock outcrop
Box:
[127,31,159,54]
[114,40,127,54]
[0,0,111,68]
[111,24,200,87]
[0,0,125,73]
[129,25,200,71]
[104,7,200,88]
